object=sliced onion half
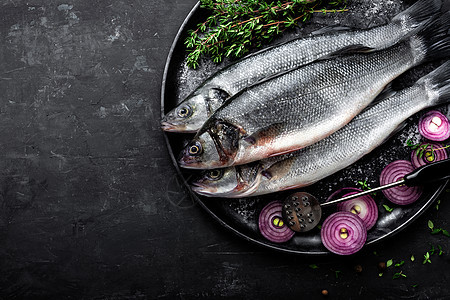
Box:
[419,110,450,141]
[321,211,367,255]
[410,142,448,169]
[336,192,378,230]
[380,160,423,205]
[259,201,295,243]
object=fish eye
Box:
[188,141,202,156]
[207,169,223,180]
[177,105,192,118]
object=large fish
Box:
[161,0,441,133]
[179,14,450,169]
[191,61,450,198]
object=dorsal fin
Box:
[310,25,352,36]
[243,122,285,146]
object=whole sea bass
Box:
[191,61,450,198]
[161,0,441,133]
[179,14,450,169]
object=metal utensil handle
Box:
[321,179,405,208]
[404,158,450,187]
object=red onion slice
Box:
[321,212,367,255]
[336,192,378,230]
[380,160,423,205]
[410,142,448,169]
[419,110,450,141]
[259,201,295,243]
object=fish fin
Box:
[372,82,397,104]
[262,158,295,181]
[310,25,352,35]
[419,61,450,106]
[243,123,285,146]
[414,12,450,63]
[392,0,441,29]
[209,87,230,101]
[326,44,376,57]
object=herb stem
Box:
[185,0,348,68]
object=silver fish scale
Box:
[204,20,420,96]
[214,41,421,162]
[255,84,432,196]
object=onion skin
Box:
[336,191,378,230]
[380,160,423,205]
[418,110,450,141]
[321,212,367,255]
[259,201,294,243]
[410,142,448,169]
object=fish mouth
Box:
[191,181,217,196]
[191,182,242,198]
[178,155,203,169]
[161,121,185,132]
[178,151,223,170]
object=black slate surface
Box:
[0,0,450,299]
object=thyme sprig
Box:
[185,0,348,68]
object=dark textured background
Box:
[0,0,449,299]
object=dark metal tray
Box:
[160,2,448,255]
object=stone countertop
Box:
[0,1,449,299]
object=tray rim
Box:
[160,1,449,255]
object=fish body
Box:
[192,61,450,198]
[161,0,441,132]
[180,14,450,169]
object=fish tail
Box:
[419,61,450,106]
[392,0,442,28]
[410,12,450,63]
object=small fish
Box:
[161,0,441,132]
[191,61,450,198]
[179,13,450,169]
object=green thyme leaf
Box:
[395,261,405,267]
[436,199,441,210]
[431,228,442,235]
[410,255,415,262]
[386,259,393,268]
[429,245,435,256]
[423,252,431,264]
[185,0,348,68]
[383,204,394,213]
[428,220,434,230]
[393,272,407,279]
[309,264,319,269]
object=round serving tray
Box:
[160,2,449,255]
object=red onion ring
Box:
[336,192,378,230]
[410,142,448,169]
[380,160,423,205]
[321,211,367,255]
[418,110,450,141]
[259,201,294,243]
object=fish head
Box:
[161,94,209,133]
[161,87,229,133]
[191,163,263,198]
[178,119,242,169]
